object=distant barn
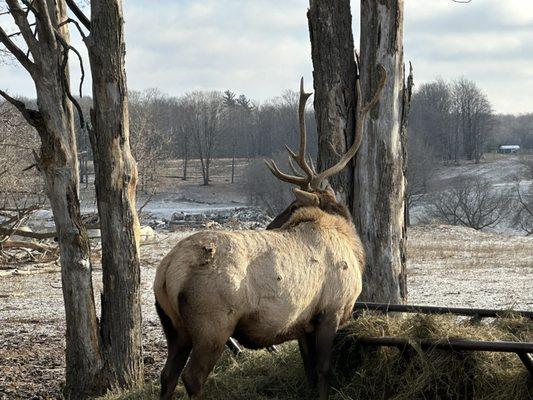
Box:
[497,145,520,154]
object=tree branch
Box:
[0,24,35,73]
[0,89,43,128]
[5,0,40,60]
[59,17,86,40]
[33,0,56,48]
[65,0,90,31]
[55,30,85,126]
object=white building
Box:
[497,145,520,154]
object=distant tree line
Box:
[72,88,318,187]
[409,78,494,166]
[405,78,532,211]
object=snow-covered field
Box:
[411,154,532,235]
[1,223,532,398]
[1,154,532,398]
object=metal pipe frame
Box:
[354,302,533,319]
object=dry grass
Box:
[101,313,533,400]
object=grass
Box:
[101,313,533,400]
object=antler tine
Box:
[307,153,317,174]
[286,77,314,179]
[288,155,302,176]
[311,64,386,188]
[266,77,315,190]
[264,158,309,189]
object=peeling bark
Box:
[354,0,408,303]
[86,0,143,389]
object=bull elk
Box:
[154,64,386,400]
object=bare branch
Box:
[54,29,85,125]
[5,0,40,60]
[65,0,90,31]
[59,17,86,39]
[33,0,56,48]
[0,24,35,73]
[0,89,43,128]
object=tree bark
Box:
[353,0,408,303]
[307,0,357,204]
[86,0,143,389]
[1,1,104,397]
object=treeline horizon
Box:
[3,77,531,189]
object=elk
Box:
[154,64,386,400]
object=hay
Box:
[332,312,533,400]
[102,313,533,400]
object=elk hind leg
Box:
[156,301,192,400]
[314,312,340,400]
[298,331,317,387]
[181,338,227,400]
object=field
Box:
[1,155,532,399]
[1,223,532,399]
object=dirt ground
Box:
[1,225,532,399]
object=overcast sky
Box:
[1,0,532,114]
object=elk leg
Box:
[314,313,339,400]
[160,330,192,400]
[298,331,317,387]
[181,340,226,400]
[156,301,192,400]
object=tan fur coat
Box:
[154,207,365,347]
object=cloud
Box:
[1,0,532,114]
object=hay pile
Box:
[332,312,532,400]
[104,313,532,400]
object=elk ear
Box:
[293,188,319,206]
[325,184,336,199]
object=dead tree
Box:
[0,1,103,397]
[307,0,357,204]
[84,0,143,389]
[353,0,411,303]
[307,0,411,303]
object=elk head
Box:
[266,62,386,229]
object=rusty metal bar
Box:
[356,336,533,353]
[356,336,533,376]
[354,302,533,319]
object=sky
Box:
[1,0,532,114]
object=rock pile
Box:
[167,207,271,231]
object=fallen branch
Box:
[0,226,56,240]
[1,240,56,252]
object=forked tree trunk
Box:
[86,0,143,388]
[353,0,409,303]
[0,1,104,397]
[307,0,357,204]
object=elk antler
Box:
[264,77,314,190]
[266,61,387,191]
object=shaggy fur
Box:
[154,205,365,349]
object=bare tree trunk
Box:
[231,147,236,184]
[307,0,357,204]
[183,153,188,180]
[1,1,104,397]
[86,0,143,389]
[353,0,408,303]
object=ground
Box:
[1,154,532,399]
[1,224,532,399]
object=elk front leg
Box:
[314,312,339,400]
